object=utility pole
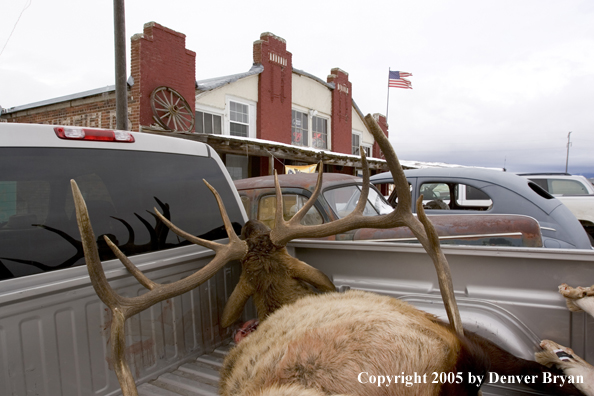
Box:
[114,0,128,131]
[565,131,572,173]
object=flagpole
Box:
[386,67,391,122]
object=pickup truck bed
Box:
[136,241,594,396]
[2,241,592,396]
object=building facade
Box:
[1,22,391,178]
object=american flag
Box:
[388,71,413,89]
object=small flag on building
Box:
[388,71,413,89]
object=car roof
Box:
[517,173,590,181]
[371,167,561,212]
[234,173,363,192]
[516,172,572,176]
[372,167,529,188]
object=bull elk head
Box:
[72,114,463,396]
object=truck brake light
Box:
[54,127,135,143]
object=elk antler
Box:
[269,115,464,336]
[71,179,247,396]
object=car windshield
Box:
[323,184,393,218]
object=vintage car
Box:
[234,173,544,247]
[370,168,592,249]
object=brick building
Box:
[1,22,391,178]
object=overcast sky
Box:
[1,0,593,175]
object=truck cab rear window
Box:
[0,148,244,281]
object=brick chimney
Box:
[130,22,196,130]
[327,68,352,154]
[253,32,292,143]
[372,113,389,158]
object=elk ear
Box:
[285,255,335,292]
[222,276,255,328]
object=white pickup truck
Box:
[1,124,593,396]
[520,173,594,245]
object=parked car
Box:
[234,173,544,247]
[518,172,594,195]
[518,173,594,245]
[370,168,592,249]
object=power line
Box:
[0,0,33,60]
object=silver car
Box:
[371,168,592,249]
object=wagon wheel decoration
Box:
[150,86,195,132]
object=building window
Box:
[195,111,222,134]
[312,116,327,149]
[352,132,372,158]
[226,154,248,180]
[352,132,361,155]
[292,110,329,149]
[292,110,308,146]
[230,101,249,137]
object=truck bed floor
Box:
[136,343,552,396]
[138,344,233,396]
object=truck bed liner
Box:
[138,344,233,396]
[136,342,545,396]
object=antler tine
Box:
[154,180,243,252]
[363,115,463,336]
[351,146,371,216]
[362,117,412,217]
[71,180,123,309]
[287,153,370,227]
[269,141,399,246]
[103,236,157,290]
[414,195,463,335]
[273,170,288,232]
[203,180,244,245]
[280,162,324,227]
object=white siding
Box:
[195,75,259,110]
[352,107,374,146]
[292,74,332,115]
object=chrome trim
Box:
[367,232,524,243]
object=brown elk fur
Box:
[221,290,461,396]
[221,220,335,327]
[220,290,584,396]
[220,291,581,396]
